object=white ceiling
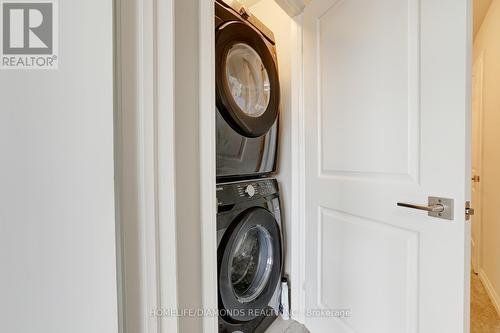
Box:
[228,0,493,36]
[474,0,494,38]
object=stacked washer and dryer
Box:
[215,1,285,332]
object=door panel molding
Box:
[316,207,419,333]
[314,0,421,183]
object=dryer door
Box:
[218,207,282,322]
[216,21,280,138]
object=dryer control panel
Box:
[217,179,279,206]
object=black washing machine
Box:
[217,178,284,333]
[215,0,280,181]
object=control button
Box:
[245,185,256,198]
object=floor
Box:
[265,274,500,333]
[471,272,500,333]
[265,318,310,333]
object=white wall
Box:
[473,0,500,315]
[249,0,294,277]
[0,1,118,332]
[473,0,493,38]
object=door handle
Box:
[397,197,454,220]
[397,202,444,213]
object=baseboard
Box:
[479,269,500,317]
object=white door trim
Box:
[156,1,180,332]
[116,0,179,332]
[199,0,219,332]
[289,13,307,324]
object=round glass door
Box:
[225,43,271,118]
[218,207,282,322]
[230,225,274,303]
[215,21,280,138]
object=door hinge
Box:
[465,201,475,221]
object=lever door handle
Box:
[397,202,444,213]
[397,197,454,220]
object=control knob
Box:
[245,185,256,198]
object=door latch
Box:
[465,201,475,221]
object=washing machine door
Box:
[216,21,280,138]
[218,207,282,323]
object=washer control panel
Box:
[217,179,279,206]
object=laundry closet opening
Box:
[214,0,298,331]
[115,0,476,332]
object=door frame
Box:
[115,0,179,332]
[199,0,218,332]
[471,51,484,274]
[289,13,307,324]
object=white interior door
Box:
[471,52,483,275]
[301,0,471,332]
